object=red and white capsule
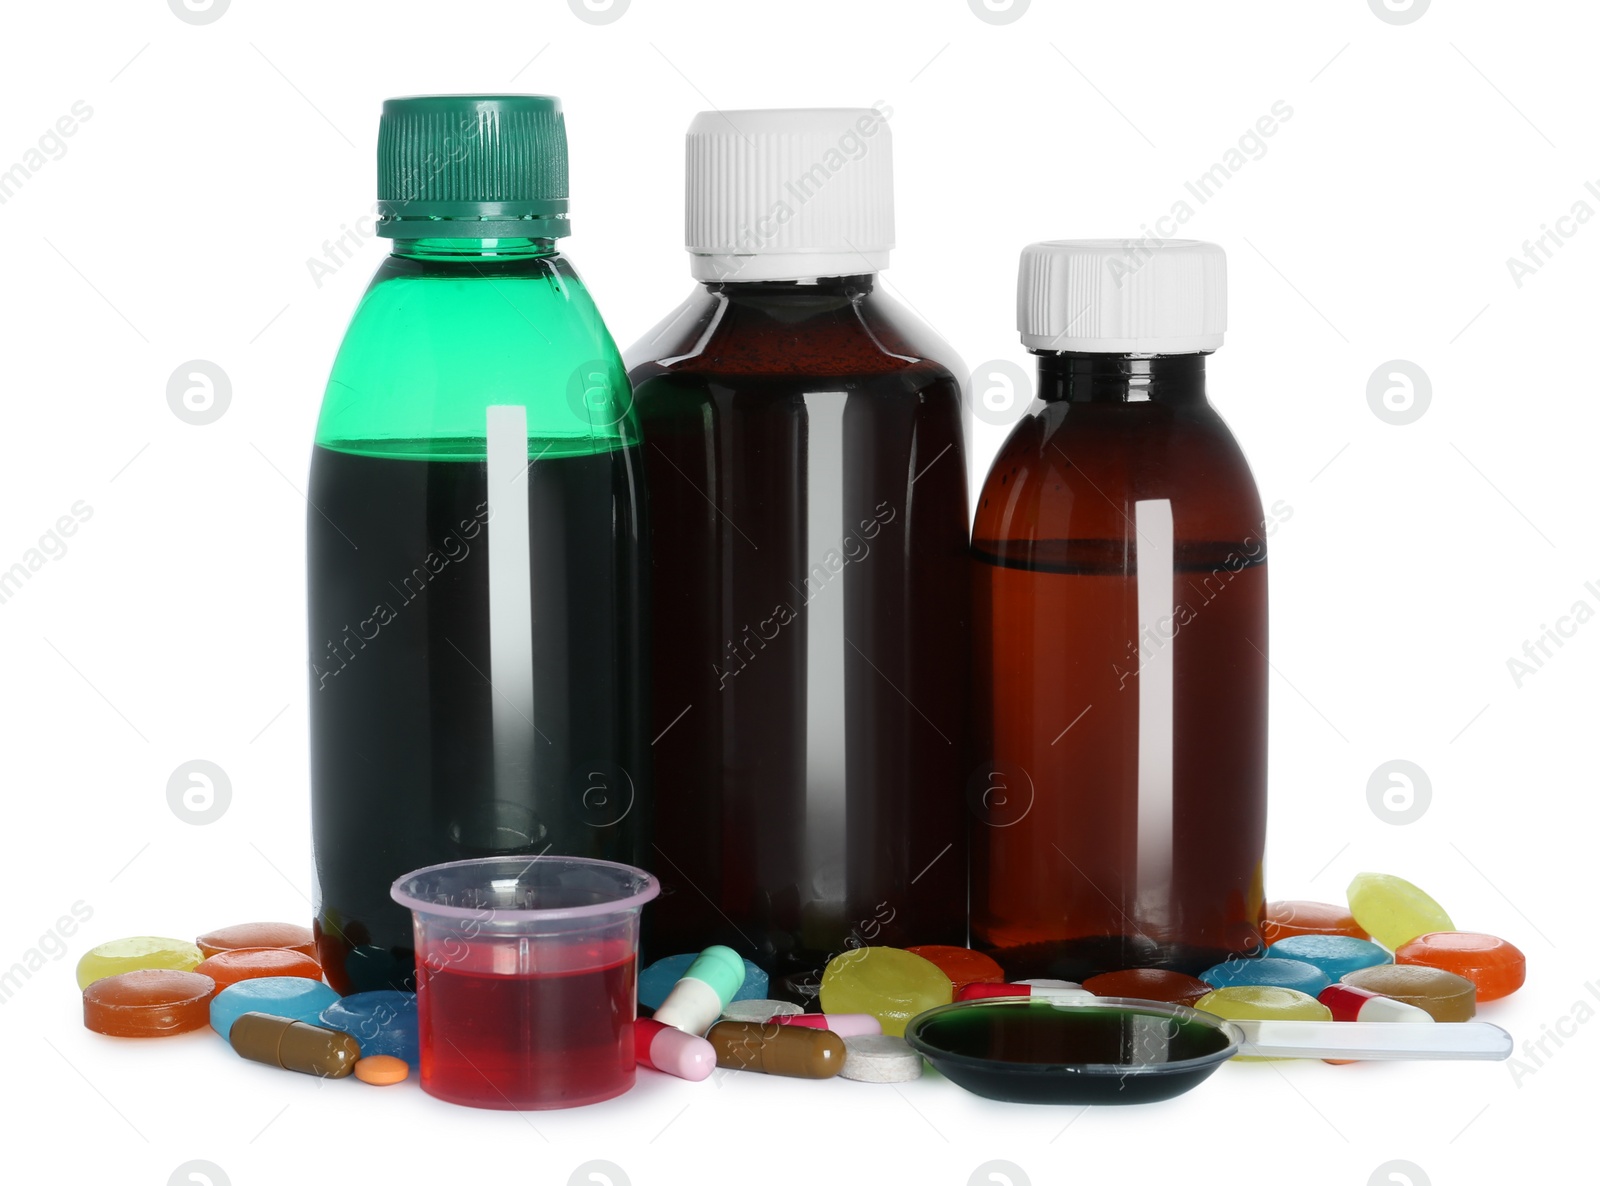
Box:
[955,981,1095,1003]
[1319,984,1434,1023]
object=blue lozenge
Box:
[210,977,341,1040]
[1266,934,1392,981]
[1198,957,1330,996]
[319,990,419,1061]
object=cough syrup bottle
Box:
[306,96,648,992]
[972,240,1268,980]
[626,109,970,988]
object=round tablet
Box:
[839,1034,923,1083]
[1083,968,1211,1007]
[197,922,317,960]
[1195,985,1332,1022]
[194,948,323,993]
[354,1055,410,1086]
[76,936,204,990]
[320,990,419,1061]
[721,999,804,1024]
[1394,932,1526,1002]
[906,945,1006,994]
[1199,957,1330,996]
[83,969,215,1037]
[1347,872,1453,951]
[1261,900,1369,944]
[820,948,951,1037]
[210,976,342,1038]
[1341,964,1477,1022]
[1266,935,1391,981]
[1195,986,1330,1062]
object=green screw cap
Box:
[376,94,570,239]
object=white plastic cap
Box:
[685,107,895,282]
[1017,239,1226,354]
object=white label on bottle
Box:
[1134,497,1175,926]
[486,405,537,800]
[802,390,849,893]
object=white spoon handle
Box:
[1233,1020,1512,1061]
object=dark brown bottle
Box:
[971,240,1270,980]
[625,108,970,992]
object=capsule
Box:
[654,946,746,1035]
[773,1012,882,1038]
[635,1017,716,1081]
[955,981,1095,1003]
[229,1011,362,1078]
[1318,983,1434,1023]
[707,1020,845,1079]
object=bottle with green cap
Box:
[306,95,649,994]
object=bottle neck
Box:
[704,272,876,297]
[1035,352,1208,404]
[388,237,559,261]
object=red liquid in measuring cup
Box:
[416,942,637,1109]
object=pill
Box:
[1341,964,1476,1022]
[229,1011,361,1078]
[721,999,805,1024]
[839,1034,923,1083]
[640,951,768,1010]
[76,936,204,990]
[1346,873,1453,951]
[319,990,419,1061]
[774,1012,883,1037]
[197,922,317,960]
[1394,932,1526,1002]
[354,1055,410,1086]
[1197,986,1333,1023]
[635,1017,716,1081]
[1082,968,1211,1007]
[820,948,952,1037]
[1195,986,1331,1061]
[956,981,1095,1003]
[654,946,747,1035]
[1266,935,1391,980]
[1261,901,1369,944]
[906,945,1006,994]
[210,976,342,1039]
[194,948,323,993]
[1199,957,1330,996]
[83,969,215,1037]
[1319,984,1435,1023]
[707,1021,846,1079]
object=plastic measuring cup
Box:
[391,856,658,1110]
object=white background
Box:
[1,1,1594,1183]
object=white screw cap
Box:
[685,107,895,283]
[1018,239,1227,354]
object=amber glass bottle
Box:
[972,241,1268,980]
[627,109,970,993]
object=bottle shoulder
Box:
[975,398,1265,551]
[317,250,633,455]
[624,281,964,388]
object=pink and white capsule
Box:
[635,1018,716,1081]
[774,1013,882,1037]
